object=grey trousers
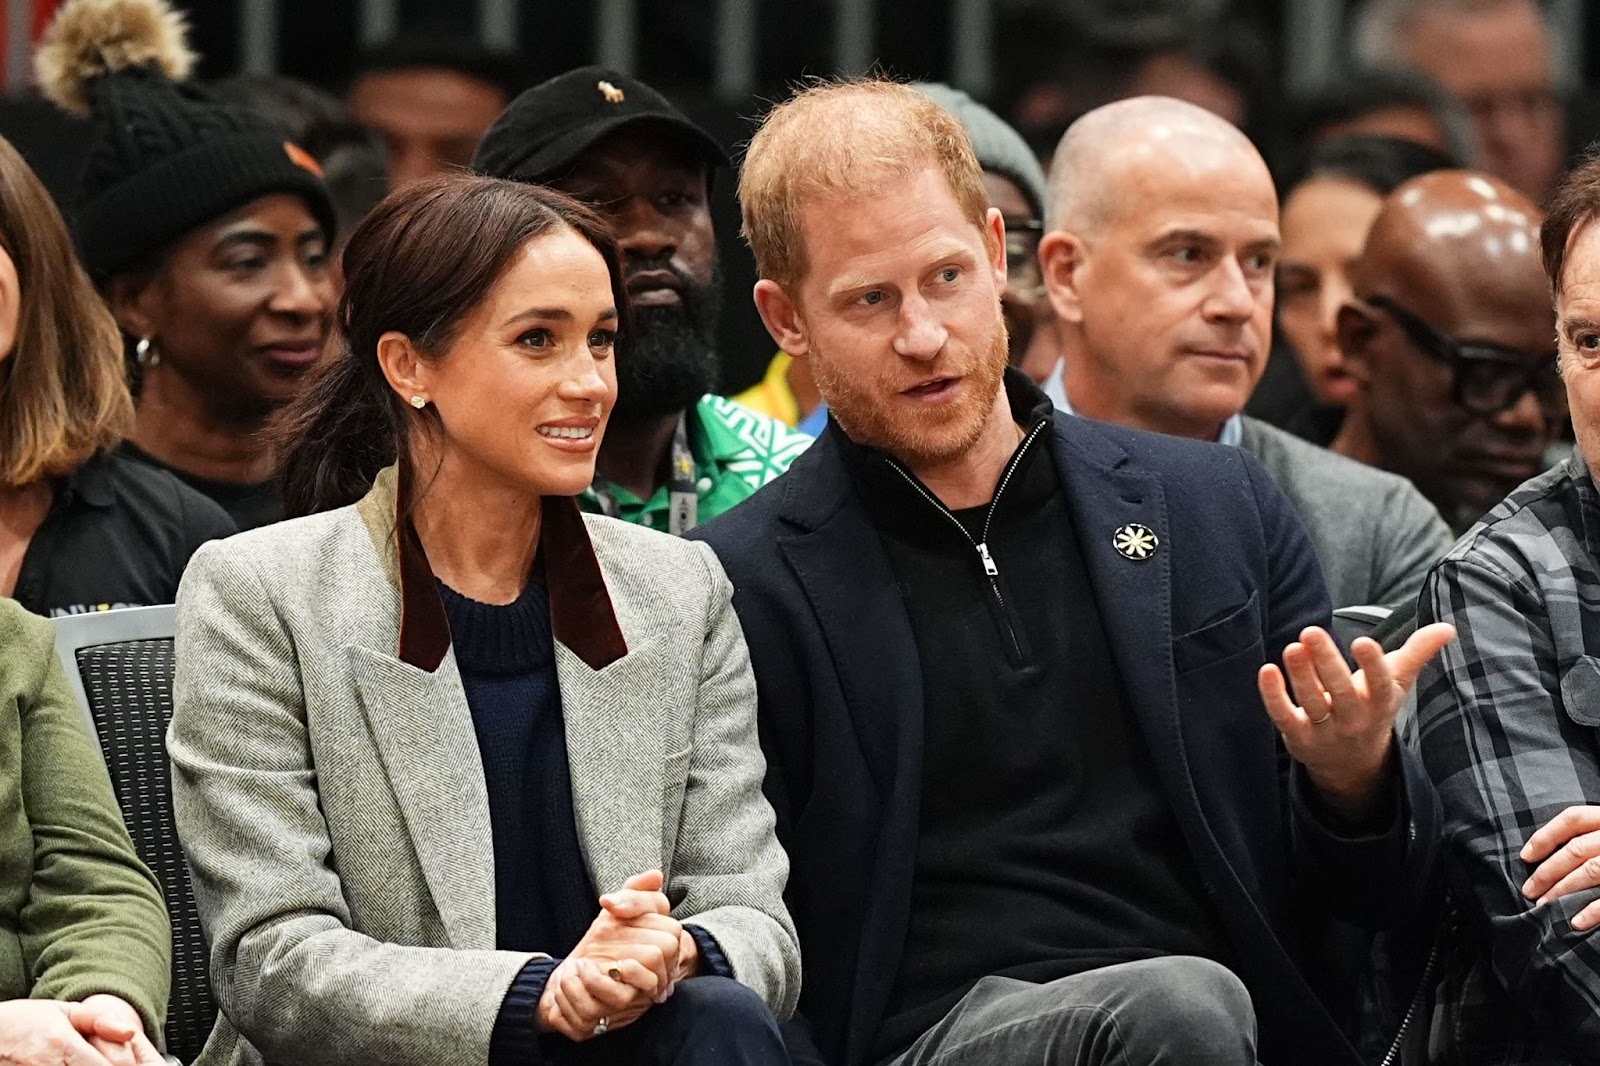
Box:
[884,956,1258,1066]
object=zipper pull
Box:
[977,542,999,576]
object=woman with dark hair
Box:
[0,128,233,617]
[168,174,797,1066]
[1251,135,1459,444]
[36,0,339,530]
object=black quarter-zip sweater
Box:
[840,374,1228,1061]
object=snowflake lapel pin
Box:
[1113,523,1159,561]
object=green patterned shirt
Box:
[580,395,813,532]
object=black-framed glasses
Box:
[1003,217,1044,285]
[1365,295,1566,419]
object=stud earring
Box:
[409,395,427,409]
[134,337,159,367]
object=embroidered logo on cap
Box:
[284,142,323,178]
[598,80,625,104]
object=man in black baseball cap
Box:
[473,66,811,535]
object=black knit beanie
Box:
[36,0,337,281]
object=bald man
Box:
[1039,96,1454,611]
[1333,171,1562,532]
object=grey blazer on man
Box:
[1239,416,1454,610]
[167,467,799,1066]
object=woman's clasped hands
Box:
[0,995,164,1066]
[538,869,700,1041]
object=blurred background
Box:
[3,0,1595,391]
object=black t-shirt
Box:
[119,441,283,531]
[846,373,1228,1060]
[13,451,236,617]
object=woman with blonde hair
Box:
[0,132,232,617]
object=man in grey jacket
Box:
[1038,95,1453,610]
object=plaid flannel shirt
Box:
[1415,450,1600,1066]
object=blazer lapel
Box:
[344,468,638,949]
[1052,417,1288,954]
[557,633,672,895]
[1050,419,1222,863]
[775,432,924,801]
[778,514,923,802]
[348,644,497,950]
[775,433,927,1066]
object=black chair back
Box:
[54,607,215,1064]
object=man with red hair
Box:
[695,78,1453,1066]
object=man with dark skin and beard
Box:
[473,67,810,534]
[1332,170,1563,533]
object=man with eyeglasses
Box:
[1039,95,1453,611]
[1332,170,1560,533]
[1351,0,1566,202]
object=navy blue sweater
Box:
[442,574,737,1063]
[440,575,592,1062]
[441,575,595,955]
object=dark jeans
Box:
[544,975,789,1065]
[885,956,1258,1066]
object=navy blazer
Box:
[691,411,1441,1066]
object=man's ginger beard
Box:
[807,317,1010,468]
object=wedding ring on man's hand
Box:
[1309,712,1332,724]
[594,1016,610,1036]
[609,966,623,982]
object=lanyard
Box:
[591,413,700,535]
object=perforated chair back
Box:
[53,606,215,1062]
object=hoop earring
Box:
[135,337,160,368]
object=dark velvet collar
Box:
[362,463,627,673]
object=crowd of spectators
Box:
[7,0,1600,1064]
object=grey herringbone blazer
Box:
[167,469,799,1066]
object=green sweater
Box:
[0,598,170,1034]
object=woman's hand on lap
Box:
[74,995,163,1066]
[538,957,655,1040]
[538,869,709,1040]
[0,999,117,1066]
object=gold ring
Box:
[1309,712,1332,724]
